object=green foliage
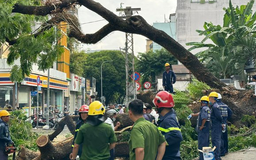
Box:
[241,115,256,127]
[229,127,256,152]
[83,50,125,104]
[120,131,131,142]
[187,0,256,79]
[172,90,198,160]
[70,51,88,76]
[9,110,38,151]
[180,140,199,160]
[0,1,64,82]
[136,49,178,86]
[187,79,211,100]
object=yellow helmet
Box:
[209,92,218,98]
[0,110,10,117]
[165,63,170,67]
[88,101,105,116]
[200,96,209,102]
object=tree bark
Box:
[36,135,73,160]
[48,115,77,141]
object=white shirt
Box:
[248,82,256,95]
[150,109,159,122]
[105,117,114,130]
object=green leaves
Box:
[7,27,63,82]
[82,50,126,104]
[188,0,256,79]
[9,110,38,151]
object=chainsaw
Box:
[5,143,16,160]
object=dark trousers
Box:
[109,148,115,160]
[221,125,229,156]
[165,85,174,93]
[212,124,222,160]
[198,128,210,160]
[0,150,8,160]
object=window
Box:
[191,0,217,3]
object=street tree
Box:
[70,50,87,76]
[2,0,256,132]
[2,0,224,89]
[83,50,125,104]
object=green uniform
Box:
[129,118,166,160]
[75,122,117,160]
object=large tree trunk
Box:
[36,135,72,160]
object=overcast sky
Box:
[78,0,177,54]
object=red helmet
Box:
[79,105,89,113]
[153,91,175,108]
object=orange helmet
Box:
[153,91,175,108]
[79,105,89,113]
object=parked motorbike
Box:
[31,114,55,128]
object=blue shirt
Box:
[199,105,211,129]
[217,101,232,124]
[0,119,12,150]
[211,102,223,126]
[163,70,176,87]
[158,109,183,159]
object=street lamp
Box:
[101,60,113,104]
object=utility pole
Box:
[116,6,141,106]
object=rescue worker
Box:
[128,99,166,160]
[104,109,121,160]
[70,105,89,158]
[162,63,176,93]
[217,93,232,156]
[209,92,223,160]
[70,101,117,160]
[153,91,183,160]
[0,110,13,160]
[191,96,211,160]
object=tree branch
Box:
[69,23,116,44]
[12,0,78,16]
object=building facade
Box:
[176,0,254,53]
[152,14,176,51]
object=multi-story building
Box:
[176,0,254,53]
[152,14,176,51]
[0,5,87,116]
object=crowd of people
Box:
[0,90,232,160]
[190,92,232,160]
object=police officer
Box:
[163,63,176,93]
[153,91,183,160]
[217,93,232,156]
[192,96,211,160]
[209,92,223,160]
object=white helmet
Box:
[106,109,117,117]
[217,93,222,100]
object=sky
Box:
[77,0,177,54]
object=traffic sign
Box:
[131,72,140,81]
[136,82,141,91]
[37,76,40,86]
[31,91,37,96]
[143,82,152,89]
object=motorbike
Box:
[31,114,55,128]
